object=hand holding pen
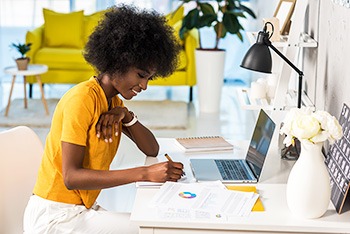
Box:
[165,153,186,177]
[144,153,184,182]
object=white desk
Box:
[130,138,350,234]
[131,184,350,234]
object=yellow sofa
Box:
[25,8,199,101]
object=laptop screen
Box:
[245,109,276,179]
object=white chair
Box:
[0,126,43,234]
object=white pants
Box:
[23,195,139,234]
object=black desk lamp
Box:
[241,22,304,108]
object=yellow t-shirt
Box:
[34,77,123,208]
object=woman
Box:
[24,5,183,234]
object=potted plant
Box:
[10,42,32,70]
[175,0,256,113]
[178,0,256,49]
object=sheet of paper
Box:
[226,185,264,211]
[135,174,191,188]
[135,182,164,188]
[156,207,227,221]
[150,181,258,220]
[150,181,225,208]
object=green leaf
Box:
[227,0,236,6]
[214,23,227,39]
[238,4,256,18]
[179,26,187,40]
[236,31,243,42]
[226,0,238,10]
[222,12,241,34]
[198,2,216,15]
[198,14,217,28]
[10,42,32,58]
[183,8,200,29]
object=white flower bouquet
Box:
[280,107,343,146]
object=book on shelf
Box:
[175,136,233,152]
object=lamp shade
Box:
[240,31,272,74]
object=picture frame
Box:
[273,0,296,35]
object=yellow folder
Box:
[226,185,264,211]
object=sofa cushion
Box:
[166,7,186,69]
[172,20,184,46]
[35,47,185,72]
[43,8,84,48]
[166,6,184,26]
[166,6,184,46]
[83,10,106,44]
[35,47,92,70]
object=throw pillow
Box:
[43,8,84,48]
[83,10,106,44]
[165,6,184,27]
[172,20,184,46]
[166,6,184,46]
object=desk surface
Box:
[129,137,350,234]
[145,135,293,185]
[131,184,350,234]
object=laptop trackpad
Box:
[190,159,222,181]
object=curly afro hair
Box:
[83,4,181,79]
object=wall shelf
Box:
[246,32,318,48]
[237,88,315,111]
[242,0,318,111]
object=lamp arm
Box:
[264,38,304,108]
[264,39,304,77]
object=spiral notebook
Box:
[175,136,233,152]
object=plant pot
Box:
[15,58,30,70]
[195,49,226,113]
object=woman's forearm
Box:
[123,121,159,156]
[63,166,148,190]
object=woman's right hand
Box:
[96,106,128,143]
[146,161,184,182]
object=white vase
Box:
[195,49,225,113]
[286,141,331,219]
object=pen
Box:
[165,153,186,176]
[165,153,173,162]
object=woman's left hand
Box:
[96,106,127,143]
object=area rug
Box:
[0,99,189,129]
[124,100,189,129]
[0,99,59,128]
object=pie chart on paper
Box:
[178,191,197,199]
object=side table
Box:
[3,64,49,116]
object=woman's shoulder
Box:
[67,78,102,97]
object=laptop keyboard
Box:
[214,160,251,180]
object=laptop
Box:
[190,109,276,183]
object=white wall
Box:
[283,0,349,118]
[313,1,350,117]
